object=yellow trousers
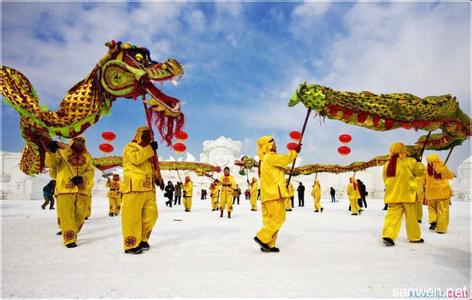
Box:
[108,196,122,215]
[121,191,158,250]
[84,196,92,219]
[349,197,359,214]
[250,194,257,210]
[211,196,219,210]
[428,199,450,233]
[314,196,322,211]
[220,193,233,212]
[415,201,423,222]
[183,196,192,211]
[256,198,286,248]
[382,202,421,241]
[285,198,292,210]
[56,193,87,246]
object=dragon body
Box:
[92,156,219,176]
[289,83,470,151]
[1,41,184,175]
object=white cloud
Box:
[289,2,331,37]
[186,9,206,34]
[321,2,469,111]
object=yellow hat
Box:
[389,142,407,155]
[133,126,150,144]
[256,136,274,158]
[426,153,441,163]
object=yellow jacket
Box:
[416,175,425,202]
[250,181,259,197]
[259,150,297,202]
[347,182,361,200]
[183,180,193,197]
[45,149,95,196]
[106,179,121,198]
[218,175,236,196]
[383,157,425,203]
[288,183,295,197]
[425,164,454,201]
[210,184,219,198]
[120,142,155,193]
[311,184,321,199]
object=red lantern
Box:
[101,131,116,142]
[337,146,351,156]
[99,143,114,153]
[287,142,298,151]
[289,131,302,141]
[338,134,352,144]
[215,166,222,173]
[173,143,187,154]
[174,131,188,141]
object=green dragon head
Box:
[99,40,184,117]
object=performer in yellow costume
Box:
[217,167,236,218]
[249,177,258,211]
[45,136,94,248]
[254,136,299,253]
[312,179,323,213]
[120,127,158,254]
[415,169,426,223]
[183,176,193,212]
[209,181,219,211]
[381,142,425,246]
[425,154,455,234]
[285,182,294,211]
[106,174,122,217]
[347,177,361,215]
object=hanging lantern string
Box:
[286,108,312,189]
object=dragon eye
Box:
[135,53,144,62]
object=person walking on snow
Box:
[249,177,258,211]
[425,154,454,234]
[183,176,193,212]
[347,177,361,215]
[106,174,122,216]
[120,127,158,254]
[45,136,95,248]
[312,179,323,213]
[217,167,236,218]
[253,136,300,253]
[381,142,425,246]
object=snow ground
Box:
[1,196,470,298]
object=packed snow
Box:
[1,195,470,298]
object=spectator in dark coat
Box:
[41,180,56,210]
[297,182,305,207]
[165,181,175,207]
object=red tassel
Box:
[343,109,353,119]
[386,154,399,177]
[384,119,395,130]
[357,112,369,123]
[373,115,380,127]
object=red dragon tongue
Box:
[144,82,180,110]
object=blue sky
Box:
[2,1,470,170]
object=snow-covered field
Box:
[1,196,470,298]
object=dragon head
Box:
[99,41,184,144]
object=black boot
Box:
[125,245,143,254]
[261,247,280,253]
[220,210,223,218]
[254,236,270,250]
[409,238,424,243]
[429,222,437,231]
[139,241,150,251]
[228,211,231,218]
[383,238,395,247]
[56,231,62,235]
[66,242,77,248]
[320,207,324,213]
